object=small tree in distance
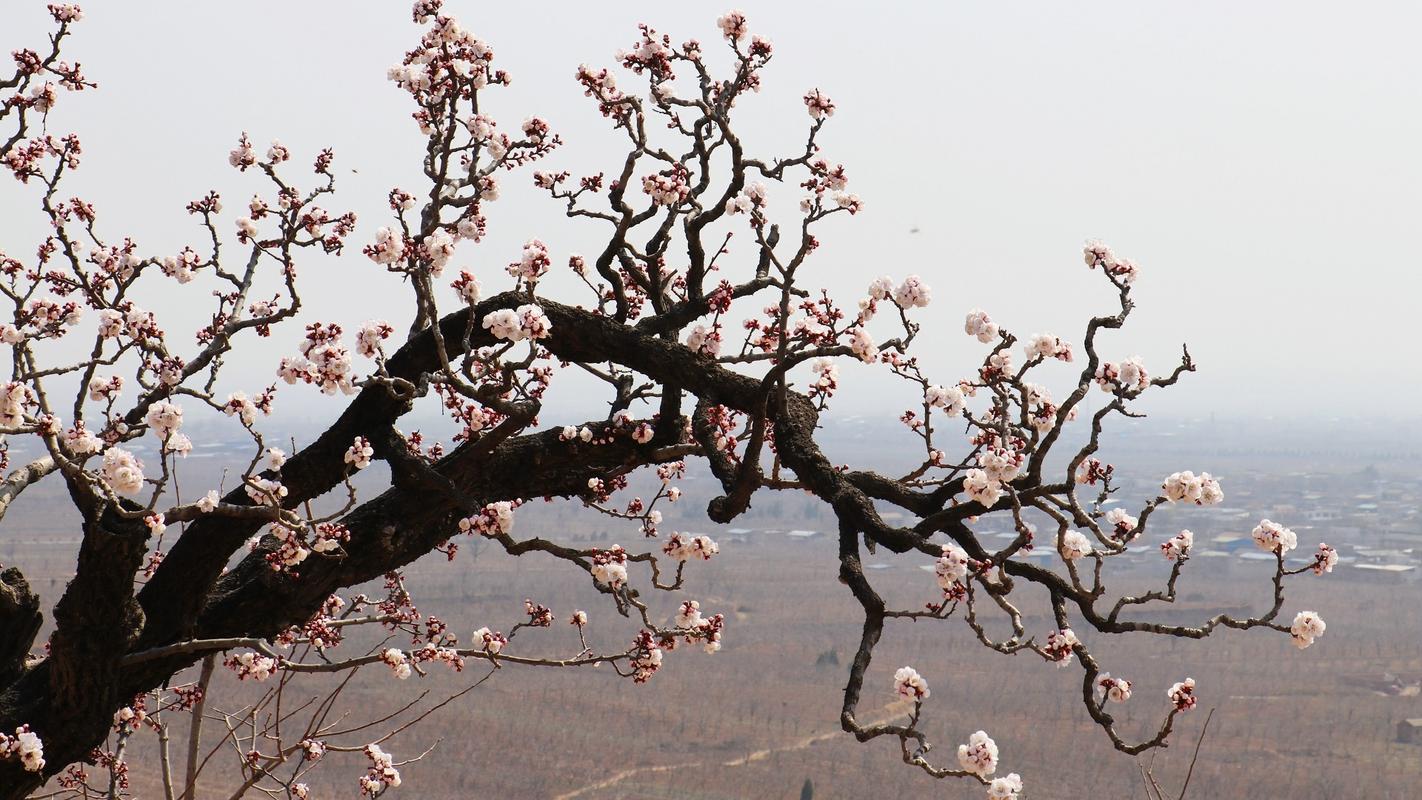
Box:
[0,3,1339,798]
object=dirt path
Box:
[551,700,911,800]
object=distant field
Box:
[7,422,1421,799]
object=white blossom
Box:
[1161,529,1193,561]
[987,773,1023,800]
[964,309,999,343]
[1099,673,1132,703]
[892,666,929,701]
[926,384,965,416]
[345,436,374,470]
[1059,529,1092,562]
[1289,610,1326,650]
[1167,677,1198,711]
[145,400,183,440]
[957,730,999,777]
[893,275,931,309]
[963,469,1001,508]
[936,544,971,589]
[101,447,144,494]
[850,327,878,364]
[1251,519,1298,554]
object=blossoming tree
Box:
[0,4,1336,798]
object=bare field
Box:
[8,425,1422,799]
[85,508,1421,799]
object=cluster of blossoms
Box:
[1023,333,1073,362]
[662,532,719,561]
[355,319,394,359]
[1311,543,1338,575]
[196,489,221,513]
[963,309,999,343]
[85,376,120,404]
[1042,629,1080,667]
[629,629,663,683]
[803,88,834,120]
[113,700,149,733]
[935,544,972,591]
[523,598,554,627]
[673,600,726,653]
[0,726,44,773]
[452,270,482,305]
[849,326,877,364]
[978,445,1022,484]
[1250,519,1298,554]
[1167,677,1198,711]
[559,425,594,443]
[359,744,401,795]
[1098,674,1133,703]
[160,246,202,283]
[472,626,508,655]
[987,774,1024,800]
[1103,507,1138,540]
[225,651,278,681]
[300,738,326,762]
[957,730,999,777]
[421,227,457,274]
[222,390,268,427]
[1290,611,1327,650]
[63,421,102,456]
[380,648,412,679]
[1083,240,1139,284]
[0,382,35,428]
[807,358,836,400]
[1160,470,1224,505]
[245,476,289,507]
[724,181,768,217]
[590,545,629,588]
[1094,356,1149,394]
[412,644,466,673]
[861,274,934,313]
[508,238,551,282]
[892,666,930,701]
[1059,530,1092,562]
[367,226,406,266]
[925,383,966,416]
[345,436,375,470]
[641,165,691,206]
[280,322,356,395]
[962,468,1002,508]
[893,275,932,308]
[144,399,184,442]
[264,524,312,570]
[686,323,723,357]
[1161,529,1194,561]
[1022,382,1071,434]
[716,9,749,40]
[457,501,515,537]
[100,447,144,494]
[482,304,552,342]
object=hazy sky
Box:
[3,1,1419,424]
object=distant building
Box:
[1350,563,1417,583]
[1398,719,1422,744]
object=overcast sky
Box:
[3,1,1419,424]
